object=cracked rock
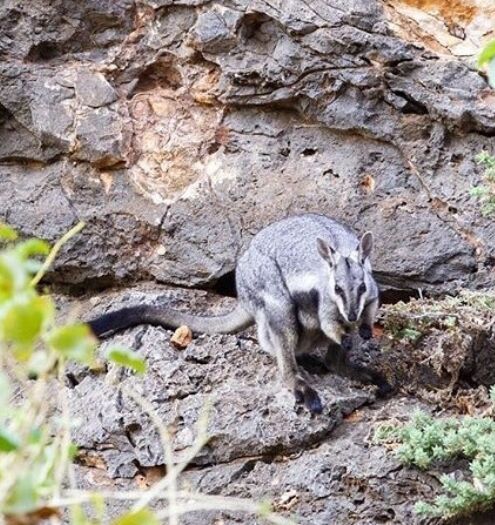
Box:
[69,286,375,478]
[74,71,117,108]
[74,106,127,167]
[1,1,495,293]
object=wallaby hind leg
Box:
[257,309,322,414]
[325,341,392,397]
[295,332,331,375]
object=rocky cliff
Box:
[1,0,495,295]
[2,1,495,524]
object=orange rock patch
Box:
[399,0,476,24]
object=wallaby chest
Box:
[287,273,322,331]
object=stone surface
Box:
[63,285,495,525]
[1,0,495,295]
[0,162,163,285]
[73,397,442,525]
[66,286,434,524]
[384,0,495,58]
[69,286,375,478]
[74,71,117,108]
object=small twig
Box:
[122,387,177,523]
[122,387,211,514]
[31,221,85,286]
[55,491,298,525]
[53,359,73,497]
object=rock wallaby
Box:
[89,213,391,414]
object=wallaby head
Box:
[316,232,374,324]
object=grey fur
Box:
[235,213,380,412]
[89,213,384,414]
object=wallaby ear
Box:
[359,231,373,262]
[316,238,336,266]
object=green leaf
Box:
[257,499,274,516]
[490,386,495,404]
[47,324,96,366]
[443,316,457,328]
[0,223,17,241]
[68,442,79,460]
[16,238,50,259]
[488,57,495,89]
[0,427,20,452]
[5,475,38,514]
[1,295,52,349]
[0,253,29,300]
[90,493,106,522]
[482,201,495,216]
[71,496,104,525]
[470,186,488,198]
[400,328,422,342]
[27,350,54,377]
[478,40,495,67]
[415,501,438,516]
[112,509,159,525]
[71,505,90,525]
[106,346,147,374]
[28,427,43,445]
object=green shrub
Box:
[470,151,495,216]
[375,388,495,519]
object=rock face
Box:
[71,286,373,477]
[1,0,495,295]
[69,286,436,524]
[66,286,495,524]
[4,4,495,522]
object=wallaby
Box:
[88,213,391,414]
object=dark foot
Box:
[294,379,323,414]
[341,334,353,351]
[367,370,393,397]
[375,377,393,397]
[359,324,373,340]
[337,360,394,398]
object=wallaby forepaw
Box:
[294,381,323,414]
[377,381,393,398]
[359,324,373,340]
[341,334,353,351]
[373,374,393,397]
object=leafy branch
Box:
[470,151,495,216]
[0,222,297,525]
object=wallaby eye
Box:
[358,283,366,295]
[335,285,344,296]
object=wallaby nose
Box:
[348,312,357,322]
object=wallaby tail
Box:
[88,303,254,338]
